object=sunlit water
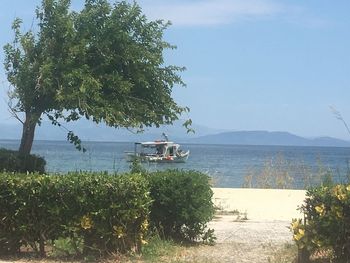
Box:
[1,140,350,188]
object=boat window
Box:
[156,146,163,155]
[141,146,158,156]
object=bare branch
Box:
[35,74,42,92]
[329,105,350,136]
[6,96,24,124]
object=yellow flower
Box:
[80,215,93,230]
[291,219,301,230]
[337,193,346,201]
[294,233,303,241]
[113,226,125,239]
[141,239,148,245]
[315,204,325,216]
[293,229,305,241]
[141,219,149,231]
[334,185,347,201]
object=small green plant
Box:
[51,237,83,258]
[141,235,178,262]
[238,211,248,221]
[201,228,216,245]
[129,158,147,174]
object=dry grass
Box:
[0,242,335,263]
[0,242,296,263]
[267,243,298,263]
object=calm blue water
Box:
[1,139,350,188]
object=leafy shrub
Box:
[292,184,350,262]
[0,148,46,173]
[147,170,215,241]
[0,172,151,256]
[0,169,216,258]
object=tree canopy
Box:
[4,0,189,154]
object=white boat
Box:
[125,134,190,163]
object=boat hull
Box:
[126,151,189,163]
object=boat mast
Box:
[162,133,169,141]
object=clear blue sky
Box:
[1,0,350,139]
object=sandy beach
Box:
[149,188,308,262]
[212,188,306,221]
[186,188,307,262]
[210,188,306,245]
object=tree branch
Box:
[7,99,24,125]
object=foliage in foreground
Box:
[291,184,350,262]
[0,172,151,256]
[0,169,215,258]
[53,234,184,262]
[0,148,46,173]
[147,170,215,241]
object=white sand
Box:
[212,188,306,221]
[174,188,308,262]
[186,188,308,262]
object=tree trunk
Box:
[18,112,40,155]
[297,247,311,263]
[39,236,46,257]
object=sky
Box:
[1,0,350,139]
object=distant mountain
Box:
[188,131,350,147]
[310,136,350,147]
[0,120,224,142]
[1,121,350,147]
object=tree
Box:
[4,0,189,155]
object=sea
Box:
[1,139,350,189]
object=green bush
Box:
[0,172,151,256]
[0,148,46,173]
[292,184,350,262]
[0,169,215,257]
[147,170,215,241]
